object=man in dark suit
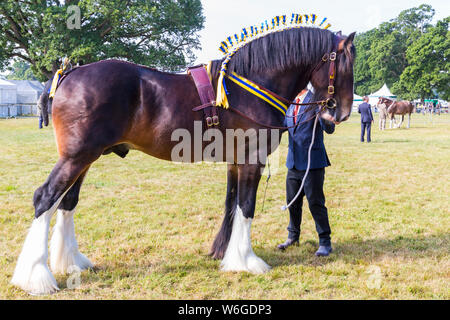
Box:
[277,89,335,256]
[358,96,374,142]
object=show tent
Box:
[0,79,17,104]
[0,79,18,117]
[7,80,44,104]
[369,84,397,106]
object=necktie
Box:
[293,101,300,125]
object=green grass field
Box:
[0,113,449,299]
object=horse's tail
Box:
[40,67,80,126]
[38,80,52,126]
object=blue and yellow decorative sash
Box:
[226,72,287,115]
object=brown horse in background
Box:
[379,97,414,128]
[12,27,356,295]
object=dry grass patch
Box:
[0,114,449,299]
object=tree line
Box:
[354,4,449,101]
[1,2,448,102]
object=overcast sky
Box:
[194,0,449,64]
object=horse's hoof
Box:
[11,263,59,295]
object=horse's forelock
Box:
[338,40,356,75]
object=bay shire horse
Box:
[379,97,414,128]
[12,27,356,295]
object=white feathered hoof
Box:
[50,249,93,275]
[220,206,271,274]
[50,209,93,274]
[11,212,59,295]
[11,262,59,295]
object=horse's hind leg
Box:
[220,164,270,274]
[398,115,404,128]
[50,168,93,274]
[407,113,411,128]
[12,155,97,295]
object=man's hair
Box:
[363,96,369,102]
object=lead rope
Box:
[282,113,320,211]
[261,157,271,213]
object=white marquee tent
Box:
[369,83,396,105]
[0,79,17,104]
[0,79,18,117]
[8,80,44,104]
[370,83,396,98]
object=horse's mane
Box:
[210,27,355,78]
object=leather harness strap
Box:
[228,105,323,130]
[188,65,219,127]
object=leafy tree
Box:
[6,61,37,80]
[354,29,382,95]
[393,17,450,100]
[353,4,438,97]
[0,0,204,81]
[395,4,435,36]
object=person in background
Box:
[377,99,388,131]
[37,103,43,129]
[277,88,335,256]
[358,96,373,142]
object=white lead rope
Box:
[282,114,319,211]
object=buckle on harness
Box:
[325,98,337,109]
[206,117,213,127]
[330,52,337,61]
[328,86,335,95]
[212,115,219,126]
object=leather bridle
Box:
[226,36,345,129]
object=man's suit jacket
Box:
[284,91,335,171]
[358,102,374,123]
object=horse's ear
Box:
[345,32,356,46]
[336,31,342,37]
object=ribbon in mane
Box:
[215,13,332,109]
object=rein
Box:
[228,104,324,130]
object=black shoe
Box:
[315,245,333,256]
[277,238,299,251]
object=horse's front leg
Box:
[210,164,238,259]
[220,164,271,274]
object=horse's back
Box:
[53,60,142,107]
[50,59,200,160]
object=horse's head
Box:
[311,32,356,125]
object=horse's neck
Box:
[247,68,311,102]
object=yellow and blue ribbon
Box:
[49,69,63,99]
[226,72,287,115]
